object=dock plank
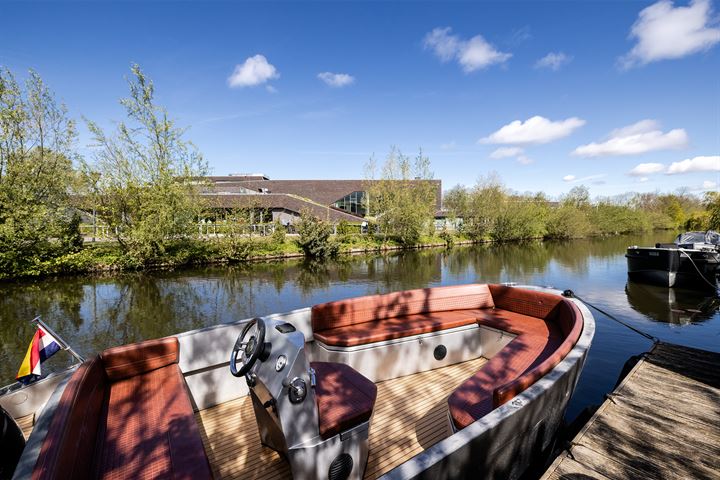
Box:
[542,342,720,480]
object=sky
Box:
[2,0,719,199]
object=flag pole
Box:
[30,316,85,364]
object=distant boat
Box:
[626,231,720,290]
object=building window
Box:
[333,191,366,216]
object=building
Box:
[201,173,442,224]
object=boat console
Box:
[230,317,377,480]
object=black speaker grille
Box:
[328,453,353,480]
[434,344,447,360]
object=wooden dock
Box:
[542,342,720,480]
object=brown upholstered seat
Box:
[310,284,583,431]
[310,362,377,440]
[448,286,583,430]
[313,310,478,347]
[312,284,495,347]
[31,337,213,480]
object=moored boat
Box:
[1,284,594,479]
[626,231,720,290]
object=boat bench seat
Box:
[31,337,213,480]
[311,284,496,347]
[311,283,583,431]
[310,361,377,439]
[448,285,583,430]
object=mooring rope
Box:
[562,289,659,343]
[678,248,720,291]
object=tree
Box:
[705,192,720,230]
[85,64,207,259]
[465,173,505,240]
[563,185,590,210]
[365,147,437,246]
[444,184,469,219]
[0,67,79,273]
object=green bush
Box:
[271,219,286,245]
[295,214,339,259]
[438,227,455,247]
[545,206,591,239]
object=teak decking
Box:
[542,342,720,480]
[195,357,488,480]
[16,413,34,439]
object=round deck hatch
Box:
[328,453,353,480]
[434,345,447,360]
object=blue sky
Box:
[2,1,719,198]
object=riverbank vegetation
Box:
[1,65,719,280]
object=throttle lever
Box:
[283,376,307,404]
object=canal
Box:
[1,231,718,423]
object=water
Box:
[1,232,718,422]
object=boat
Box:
[626,231,720,290]
[0,284,594,479]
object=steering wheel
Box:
[230,318,266,378]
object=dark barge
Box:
[626,231,720,290]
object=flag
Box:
[16,326,62,385]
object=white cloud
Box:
[639,177,650,182]
[535,52,572,70]
[228,55,279,88]
[440,141,457,150]
[317,72,355,87]
[703,180,717,189]
[628,162,666,176]
[480,116,586,145]
[424,27,461,62]
[490,146,524,159]
[423,27,511,72]
[265,85,278,94]
[620,0,720,68]
[459,36,513,72]
[667,155,720,174]
[516,154,534,165]
[563,174,607,184]
[572,119,688,157]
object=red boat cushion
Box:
[448,297,583,430]
[493,301,582,408]
[313,310,478,347]
[98,364,211,479]
[488,284,564,321]
[101,337,179,381]
[311,283,494,333]
[309,283,584,431]
[31,338,212,480]
[310,362,377,440]
[32,357,108,480]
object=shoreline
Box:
[0,231,669,283]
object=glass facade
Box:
[333,191,366,216]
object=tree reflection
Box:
[0,230,702,385]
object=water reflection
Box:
[625,281,720,325]
[1,230,718,427]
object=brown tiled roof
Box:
[203,193,363,222]
[206,178,442,209]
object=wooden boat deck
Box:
[542,342,720,480]
[16,413,34,439]
[194,357,487,479]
